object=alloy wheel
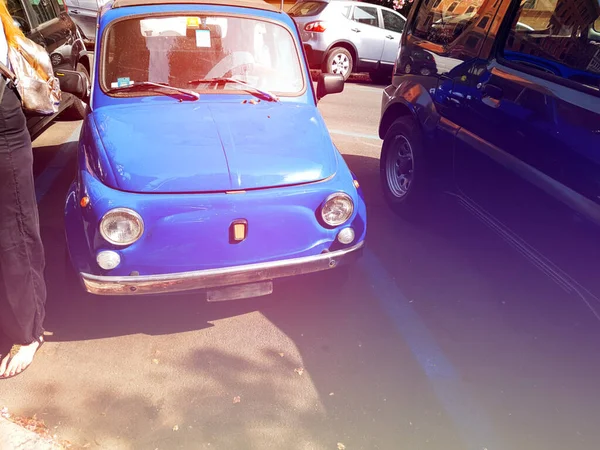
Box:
[330,53,350,77]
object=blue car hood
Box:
[92,100,338,193]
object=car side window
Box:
[412,0,486,50]
[351,5,380,27]
[7,0,30,32]
[28,0,58,26]
[382,9,405,33]
[501,0,600,91]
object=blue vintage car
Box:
[60,0,366,300]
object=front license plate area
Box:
[206,281,274,302]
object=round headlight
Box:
[321,193,354,227]
[99,208,144,246]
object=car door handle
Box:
[70,9,80,14]
[351,28,361,33]
[447,90,465,105]
[386,35,394,39]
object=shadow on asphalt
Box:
[29,144,600,448]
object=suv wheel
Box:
[380,116,430,216]
[64,63,90,120]
[323,47,353,81]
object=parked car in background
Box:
[289,0,406,82]
[7,0,92,137]
[379,0,600,307]
[60,0,366,300]
[64,0,107,41]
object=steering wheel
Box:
[205,51,255,79]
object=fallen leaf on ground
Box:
[1,408,71,448]
[278,353,284,357]
[172,425,179,431]
[152,359,159,364]
[337,443,346,450]
[294,367,304,376]
[233,396,241,404]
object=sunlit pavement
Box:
[1,79,599,450]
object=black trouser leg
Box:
[0,85,46,345]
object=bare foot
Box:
[1,337,43,378]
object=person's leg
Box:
[0,85,47,377]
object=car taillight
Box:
[305,21,327,32]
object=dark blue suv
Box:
[379,0,600,305]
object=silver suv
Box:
[289,0,406,82]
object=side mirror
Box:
[55,69,90,103]
[316,73,344,101]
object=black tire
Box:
[379,116,431,217]
[322,47,353,81]
[63,63,89,120]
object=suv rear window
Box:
[288,1,327,17]
[501,0,600,91]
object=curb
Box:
[0,417,65,450]
[310,69,373,83]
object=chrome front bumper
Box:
[81,241,364,296]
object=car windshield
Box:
[101,14,305,97]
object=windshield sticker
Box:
[186,17,199,28]
[111,77,133,88]
[196,29,211,48]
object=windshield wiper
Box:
[107,81,200,101]
[188,77,279,102]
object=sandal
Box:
[0,336,44,379]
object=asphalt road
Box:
[1,80,600,450]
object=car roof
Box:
[111,0,280,12]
